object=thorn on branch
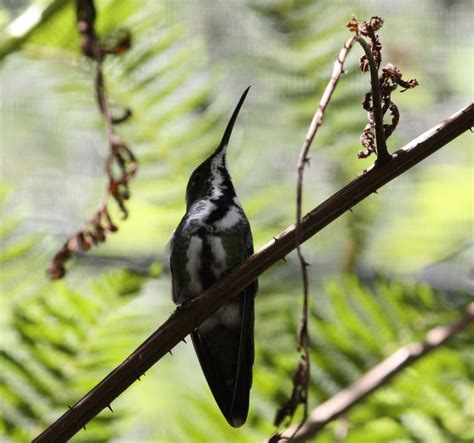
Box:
[107,404,114,413]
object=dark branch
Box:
[33,103,474,442]
[270,303,474,442]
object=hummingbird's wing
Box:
[169,230,182,305]
[191,230,257,427]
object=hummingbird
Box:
[170,87,257,427]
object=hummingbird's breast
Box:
[184,230,227,297]
[170,197,249,306]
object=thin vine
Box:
[48,0,137,279]
[272,16,418,441]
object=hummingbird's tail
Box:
[214,86,251,156]
[191,289,255,427]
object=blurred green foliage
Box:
[0,0,472,442]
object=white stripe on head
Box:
[210,149,227,198]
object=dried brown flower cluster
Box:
[48,0,136,279]
[349,16,419,160]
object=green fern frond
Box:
[256,274,473,442]
[1,268,149,442]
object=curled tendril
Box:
[48,0,137,280]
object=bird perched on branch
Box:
[170,87,257,427]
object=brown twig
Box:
[47,0,136,280]
[283,16,408,433]
[269,303,474,442]
[33,103,474,442]
[278,33,356,434]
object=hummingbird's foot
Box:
[177,299,193,310]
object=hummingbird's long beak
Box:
[213,86,251,157]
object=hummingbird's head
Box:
[185,87,250,209]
